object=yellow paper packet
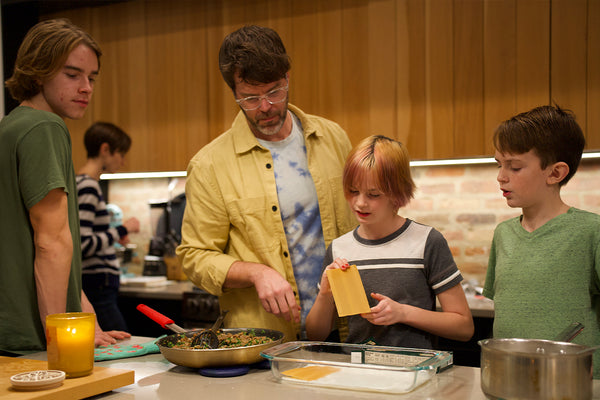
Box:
[326,264,371,316]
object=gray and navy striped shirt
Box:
[325,219,462,349]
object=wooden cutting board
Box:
[0,356,134,400]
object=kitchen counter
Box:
[119,279,195,301]
[20,336,600,399]
[118,279,494,367]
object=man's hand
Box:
[82,291,132,347]
[252,267,301,323]
[95,330,132,347]
[225,261,301,323]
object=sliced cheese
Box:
[282,365,340,381]
[326,265,371,316]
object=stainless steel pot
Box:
[479,338,594,399]
[156,328,284,368]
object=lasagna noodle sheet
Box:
[326,265,371,316]
[282,365,340,381]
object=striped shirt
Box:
[76,174,127,277]
[325,219,462,348]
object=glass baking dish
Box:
[260,341,453,394]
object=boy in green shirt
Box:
[483,105,600,378]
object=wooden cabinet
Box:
[42,0,599,172]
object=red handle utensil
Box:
[136,304,187,333]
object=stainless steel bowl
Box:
[156,328,284,368]
[479,338,594,399]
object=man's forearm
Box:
[34,227,72,328]
[223,260,264,289]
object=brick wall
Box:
[107,160,600,283]
[404,160,600,284]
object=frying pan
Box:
[137,304,284,368]
[156,328,284,368]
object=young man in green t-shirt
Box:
[0,19,129,353]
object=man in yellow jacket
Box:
[177,26,355,341]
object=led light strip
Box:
[100,171,187,180]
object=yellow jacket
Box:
[177,104,356,341]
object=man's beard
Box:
[243,100,288,137]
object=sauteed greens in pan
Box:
[164,330,274,349]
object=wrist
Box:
[116,225,128,238]
[231,261,268,287]
[317,289,334,304]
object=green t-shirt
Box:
[0,106,82,352]
[484,207,600,378]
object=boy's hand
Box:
[361,292,405,326]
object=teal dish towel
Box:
[95,337,161,361]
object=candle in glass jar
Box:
[46,313,95,378]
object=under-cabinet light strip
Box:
[99,152,600,180]
[100,171,187,180]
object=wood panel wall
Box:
[43,0,599,172]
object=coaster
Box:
[249,359,271,369]
[10,370,66,391]
[198,365,250,377]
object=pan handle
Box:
[136,304,174,329]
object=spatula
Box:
[190,310,228,348]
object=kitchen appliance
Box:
[182,287,221,329]
[143,199,171,276]
[115,243,137,274]
[143,194,186,277]
[479,338,595,399]
[142,255,166,276]
[261,341,452,394]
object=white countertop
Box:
[92,337,488,400]
[20,337,600,399]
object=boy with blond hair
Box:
[483,105,600,378]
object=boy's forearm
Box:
[305,292,336,340]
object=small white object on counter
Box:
[10,370,65,390]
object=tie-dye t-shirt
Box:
[258,113,326,336]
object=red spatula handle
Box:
[136,304,174,329]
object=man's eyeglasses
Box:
[235,85,289,111]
